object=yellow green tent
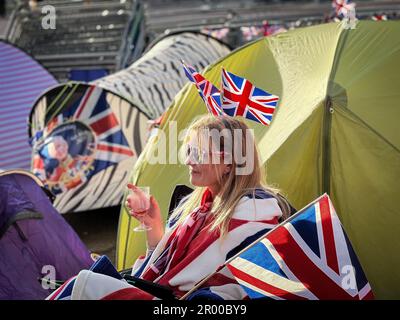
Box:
[117,21,400,299]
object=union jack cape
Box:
[46,188,283,300]
[225,194,374,300]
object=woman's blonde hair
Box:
[172,114,290,236]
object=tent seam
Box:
[321,24,347,195]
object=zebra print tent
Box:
[29,32,230,213]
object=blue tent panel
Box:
[69,69,109,82]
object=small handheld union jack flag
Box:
[221,69,279,126]
[181,61,223,116]
[332,0,355,17]
[372,14,388,21]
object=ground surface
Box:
[63,206,120,265]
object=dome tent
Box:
[29,32,230,214]
[0,40,57,171]
[0,170,93,299]
[118,22,400,299]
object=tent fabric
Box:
[69,69,109,82]
[0,170,93,299]
[29,83,149,213]
[93,32,231,119]
[28,32,230,214]
[0,40,57,171]
[117,21,400,299]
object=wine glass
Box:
[126,185,152,232]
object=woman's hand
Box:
[125,183,164,249]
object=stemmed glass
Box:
[126,185,152,232]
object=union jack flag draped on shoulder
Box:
[221,69,279,126]
[181,61,223,116]
[226,194,374,300]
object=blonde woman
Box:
[51,114,291,300]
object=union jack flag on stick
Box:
[183,194,374,300]
[221,69,279,126]
[372,14,388,21]
[332,0,356,16]
[181,61,223,116]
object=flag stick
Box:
[180,193,328,300]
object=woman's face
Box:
[184,133,230,194]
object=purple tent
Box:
[0,40,57,171]
[0,170,93,299]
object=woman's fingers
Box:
[127,183,137,190]
[130,212,149,223]
[150,195,155,206]
[130,210,138,218]
[128,209,138,217]
[150,195,160,209]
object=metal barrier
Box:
[5,0,145,82]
